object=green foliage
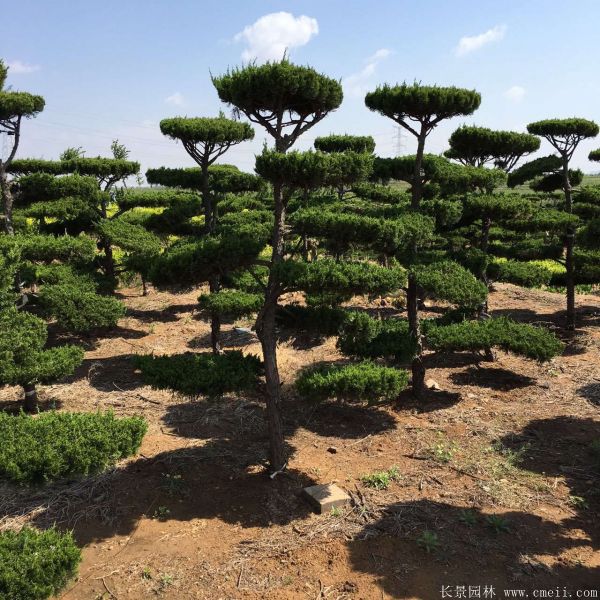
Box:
[255,149,335,190]
[117,188,196,210]
[426,317,564,361]
[511,209,579,234]
[488,259,553,288]
[277,259,406,297]
[589,149,600,162]
[463,193,531,222]
[416,530,440,553]
[372,154,448,184]
[0,309,84,388]
[352,183,409,204]
[0,234,96,264]
[296,361,408,404]
[314,134,375,154]
[213,59,343,124]
[365,83,481,123]
[507,155,563,188]
[0,91,45,120]
[530,169,583,192]
[445,125,540,170]
[0,527,81,600]
[198,289,262,318]
[361,466,400,489]
[134,351,262,398]
[413,261,488,308]
[150,225,269,288]
[337,312,416,362]
[527,118,599,139]
[579,218,600,249]
[146,165,261,194]
[433,162,506,195]
[38,284,125,331]
[0,411,147,484]
[160,115,254,145]
[16,173,99,204]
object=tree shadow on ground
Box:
[577,383,600,406]
[450,367,537,391]
[424,350,489,370]
[0,396,64,414]
[0,403,316,548]
[395,387,462,413]
[498,416,600,532]
[188,327,258,350]
[63,354,146,392]
[348,499,599,598]
[490,304,600,329]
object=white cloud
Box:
[6,60,40,74]
[234,12,318,62]
[455,25,506,57]
[343,48,393,97]
[165,92,185,106]
[504,85,526,102]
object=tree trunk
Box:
[0,164,15,235]
[209,275,222,354]
[562,154,576,330]
[411,133,427,209]
[255,183,287,474]
[407,273,425,399]
[23,382,38,413]
[141,276,148,296]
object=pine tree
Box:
[365,83,481,397]
[213,59,344,473]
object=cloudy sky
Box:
[3,0,600,179]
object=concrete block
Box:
[303,483,350,514]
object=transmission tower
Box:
[394,126,406,156]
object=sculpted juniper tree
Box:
[314,134,375,199]
[445,125,540,171]
[0,59,45,234]
[158,116,254,352]
[527,118,599,329]
[213,60,343,473]
[364,83,480,397]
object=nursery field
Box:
[1,281,598,599]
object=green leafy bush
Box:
[198,289,263,318]
[296,361,408,404]
[0,526,81,600]
[413,261,488,308]
[0,411,147,484]
[488,260,553,288]
[427,317,564,361]
[134,351,262,398]
[337,311,416,362]
[38,283,125,331]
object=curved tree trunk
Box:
[255,182,287,473]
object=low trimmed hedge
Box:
[134,351,262,398]
[198,289,263,319]
[0,411,147,484]
[0,527,81,599]
[427,317,564,361]
[296,361,409,404]
[488,259,553,288]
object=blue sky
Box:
[3,0,600,178]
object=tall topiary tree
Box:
[444,125,540,171]
[526,118,599,329]
[213,59,343,473]
[157,115,254,352]
[365,83,481,396]
[0,59,45,234]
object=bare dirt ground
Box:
[1,283,599,599]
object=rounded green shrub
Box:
[0,411,147,484]
[198,289,263,319]
[0,526,81,600]
[134,351,262,398]
[296,361,409,404]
